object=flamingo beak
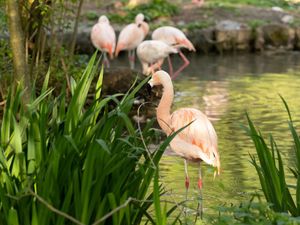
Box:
[148,78,154,87]
[109,48,114,60]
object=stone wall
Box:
[72,20,300,54]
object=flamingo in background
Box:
[115,13,149,69]
[90,15,116,68]
[152,26,196,78]
[137,40,178,75]
[148,70,220,217]
[192,0,204,7]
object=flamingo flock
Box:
[90,12,220,218]
[90,14,195,78]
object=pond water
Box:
[158,52,300,217]
[114,52,300,219]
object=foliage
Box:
[245,96,300,217]
[107,0,179,24]
[209,195,300,225]
[247,19,267,29]
[0,53,179,224]
[207,0,292,8]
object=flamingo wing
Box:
[117,24,145,50]
[152,26,195,51]
[91,23,116,53]
[137,40,177,64]
[169,108,219,166]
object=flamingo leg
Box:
[184,159,190,219]
[184,159,190,200]
[167,56,174,77]
[103,52,110,68]
[195,162,203,221]
[128,50,135,70]
[172,51,190,79]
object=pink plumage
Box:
[115,13,149,69]
[137,40,178,75]
[90,15,116,67]
[148,70,220,178]
[152,26,195,52]
[152,26,196,78]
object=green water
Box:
[156,52,300,217]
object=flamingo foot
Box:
[185,176,190,189]
[198,178,203,190]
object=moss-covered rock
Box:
[256,23,296,50]
[215,20,252,53]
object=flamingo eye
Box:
[137,23,142,28]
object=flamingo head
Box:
[135,13,145,23]
[98,15,109,24]
[139,22,149,37]
[148,70,171,87]
[108,47,114,59]
[114,43,124,57]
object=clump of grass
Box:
[247,19,267,29]
[246,96,300,217]
[0,53,179,224]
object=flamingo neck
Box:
[157,80,174,135]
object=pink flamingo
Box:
[192,0,204,7]
[115,13,149,69]
[148,70,220,217]
[137,40,178,75]
[152,26,196,78]
[90,15,116,68]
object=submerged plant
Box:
[210,195,300,225]
[246,96,300,217]
[0,53,178,224]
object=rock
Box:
[256,23,296,50]
[281,15,294,24]
[187,28,214,53]
[271,6,284,12]
[295,27,300,50]
[215,20,252,52]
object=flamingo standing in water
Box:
[137,40,178,75]
[115,13,149,69]
[90,15,116,68]
[148,70,220,217]
[152,26,196,78]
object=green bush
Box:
[108,1,179,24]
[0,53,178,224]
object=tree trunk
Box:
[70,0,84,57]
[7,0,31,101]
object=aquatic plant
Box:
[210,195,300,225]
[246,97,300,217]
[0,53,179,224]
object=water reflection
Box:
[157,52,300,216]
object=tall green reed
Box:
[0,53,178,224]
[246,97,300,216]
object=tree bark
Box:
[7,0,31,101]
[70,0,84,57]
